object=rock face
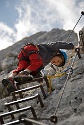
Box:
[47,57,84,125]
[79,27,84,52]
[0,28,84,125]
[1,52,18,71]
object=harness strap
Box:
[19,56,30,64]
[19,44,39,64]
[19,50,39,63]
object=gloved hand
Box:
[41,65,56,76]
[47,66,56,76]
[19,70,29,75]
[19,69,31,75]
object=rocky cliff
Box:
[0,28,84,125]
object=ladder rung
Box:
[12,84,46,99]
[2,119,20,125]
[0,106,37,124]
[5,94,44,107]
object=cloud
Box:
[47,0,84,32]
[0,0,84,50]
[15,0,84,39]
[0,22,15,50]
[14,0,49,41]
[15,2,37,41]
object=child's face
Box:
[50,56,63,66]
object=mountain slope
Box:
[0,28,84,125]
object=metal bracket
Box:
[75,48,81,59]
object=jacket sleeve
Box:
[26,53,43,71]
[47,42,74,51]
[13,60,28,74]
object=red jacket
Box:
[13,44,43,75]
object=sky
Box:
[0,0,84,50]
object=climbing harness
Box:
[45,66,73,93]
[63,67,73,75]
[47,72,66,93]
[19,43,39,64]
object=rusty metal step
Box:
[4,94,44,121]
[12,84,47,100]
[15,76,49,90]
[0,106,37,124]
[5,94,44,108]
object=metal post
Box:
[38,94,44,107]
[40,85,47,99]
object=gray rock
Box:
[0,27,84,125]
